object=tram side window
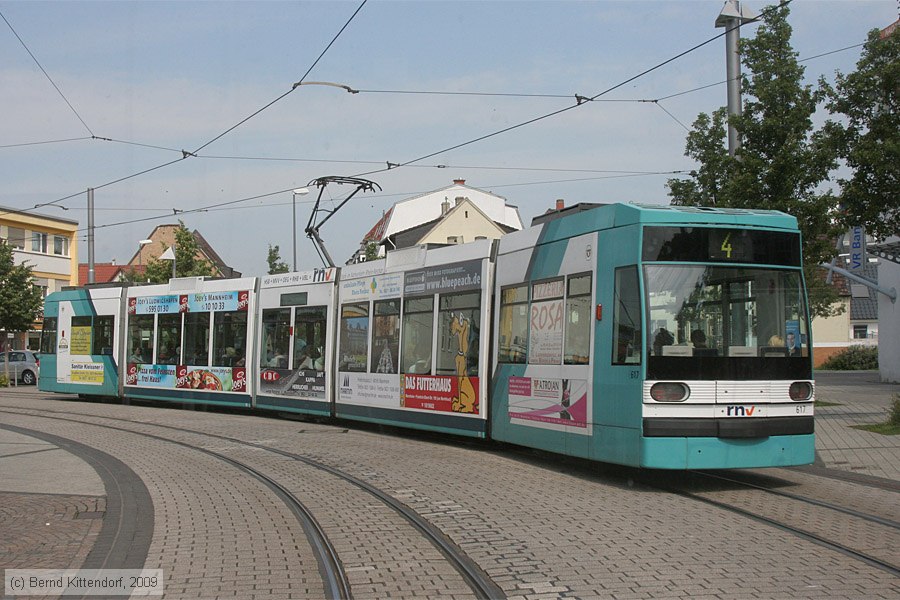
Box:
[401,297,434,374]
[155,314,181,364]
[294,307,326,371]
[529,278,565,365]
[340,303,369,372]
[213,311,247,368]
[93,316,115,356]
[184,312,211,366]
[613,267,642,365]
[564,274,592,365]
[438,292,480,376]
[261,309,290,368]
[371,300,400,374]
[40,317,57,354]
[128,315,154,364]
[498,285,528,363]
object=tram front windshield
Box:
[645,265,811,380]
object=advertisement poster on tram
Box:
[128,291,249,315]
[508,376,590,433]
[126,364,246,392]
[259,368,326,400]
[339,372,399,407]
[528,280,565,365]
[401,374,480,414]
[70,362,105,385]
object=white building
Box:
[351,179,523,262]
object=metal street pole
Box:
[292,188,309,272]
[87,188,95,283]
[716,1,758,157]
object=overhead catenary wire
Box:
[191,0,368,155]
[9,0,369,217]
[68,170,686,235]
[0,8,94,137]
[3,0,774,223]
[348,1,791,180]
[4,35,865,154]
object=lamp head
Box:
[292,188,310,196]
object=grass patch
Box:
[851,394,900,435]
[853,423,900,435]
[814,400,841,407]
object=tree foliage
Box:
[0,242,44,333]
[143,222,216,284]
[364,241,380,261]
[667,4,840,317]
[821,27,900,239]
[267,244,289,274]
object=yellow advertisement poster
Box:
[71,362,104,385]
[71,326,92,355]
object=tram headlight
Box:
[789,381,812,401]
[650,382,690,402]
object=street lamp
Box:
[292,188,310,272]
[137,239,152,282]
[137,240,152,268]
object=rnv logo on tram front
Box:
[724,405,758,417]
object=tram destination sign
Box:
[642,226,801,266]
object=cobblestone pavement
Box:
[813,371,900,481]
[1,372,899,599]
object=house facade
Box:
[126,224,241,279]
[351,179,523,262]
[0,206,79,350]
[810,263,879,367]
[76,224,242,286]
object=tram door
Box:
[255,270,338,416]
[593,224,644,465]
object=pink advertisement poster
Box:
[508,376,588,429]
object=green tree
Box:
[0,242,44,336]
[267,244,289,274]
[364,241,380,261]
[667,3,840,317]
[143,222,216,284]
[821,27,900,239]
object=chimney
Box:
[453,178,465,186]
[556,199,565,210]
[455,196,466,206]
[441,197,450,215]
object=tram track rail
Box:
[645,469,900,579]
[0,404,505,600]
[697,470,900,530]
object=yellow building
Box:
[0,206,78,350]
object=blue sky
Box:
[1,0,896,276]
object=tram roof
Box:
[536,202,796,229]
[503,202,798,253]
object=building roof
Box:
[362,208,393,243]
[363,180,522,244]
[848,263,879,321]
[77,263,139,285]
[0,205,79,226]
[126,223,241,278]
